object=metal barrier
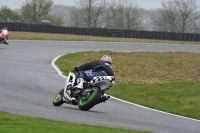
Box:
[1,22,199,42]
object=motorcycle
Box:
[53,70,115,111]
[0,28,9,45]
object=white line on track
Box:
[51,54,200,123]
[51,54,67,79]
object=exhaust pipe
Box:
[106,95,110,99]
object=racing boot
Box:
[98,95,110,104]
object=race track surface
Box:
[0,41,199,133]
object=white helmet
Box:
[101,55,112,64]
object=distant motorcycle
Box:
[53,70,115,111]
[0,28,9,45]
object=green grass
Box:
[108,82,200,119]
[9,31,200,45]
[55,51,200,120]
[56,51,200,83]
[0,112,150,133]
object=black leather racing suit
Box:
[75,60,114,81]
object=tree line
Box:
[0,0,200,33]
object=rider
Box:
[73,55,114,90]
[0,29,9,45]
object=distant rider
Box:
[0,29,9,45]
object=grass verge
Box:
[0,112,151,133]
[55,51,200,120]
[9,31,200,45]
[108,82,200,119]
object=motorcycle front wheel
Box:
[53,89,64,106]
[78,87,101,111]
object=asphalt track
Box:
[0,40,200,133]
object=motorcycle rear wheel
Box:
[78,87,101,111]
[53,89,64,106]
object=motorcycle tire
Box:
[78,87,101,111]
[53,89,64,106]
